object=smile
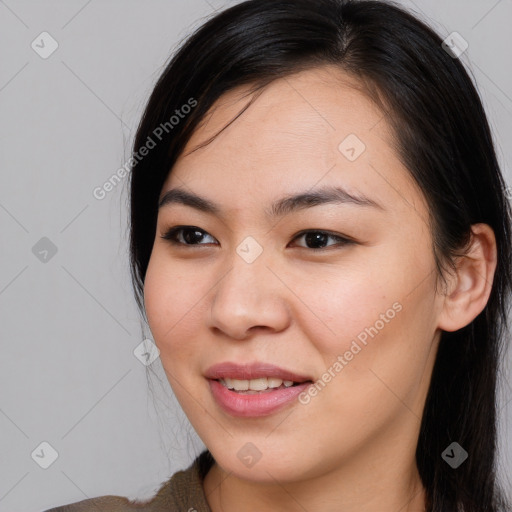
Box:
[218,377,298,392]
[205,361,314,417]
[208,379,312,417]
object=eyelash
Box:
[160,226,355,251]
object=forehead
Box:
[162,65,427,221]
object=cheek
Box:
[143,255,205,356]
[294,269,437,439]
[297,281,399,374]
[143,257,210,416]
[293,243,434,369]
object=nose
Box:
[208,249,291,340]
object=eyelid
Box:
[160,225,355,249]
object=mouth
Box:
[204,361,313,383]
[205,362,314,417]
[216,377,312,394]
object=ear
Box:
[437,223,497,332]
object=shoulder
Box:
[43,450,214,512]
[43,495,142,511]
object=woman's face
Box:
[144,65,445,483]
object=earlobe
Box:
[437,223,497,332]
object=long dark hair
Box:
[127,1,512,510]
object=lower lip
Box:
[208,379,312,417]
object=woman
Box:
[46,0,512,510]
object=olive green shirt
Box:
[44,450,214,512]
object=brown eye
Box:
[160,226,354,251]
[161,226,217,246]
[290,230,354,250]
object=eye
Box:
[160,226,217,246]
[289,230,354,250]
[160,226,354,250]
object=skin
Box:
[143,65,497,512]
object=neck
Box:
[203,436,427,512]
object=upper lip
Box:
[204,362,313,383]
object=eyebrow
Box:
[158,185,384,219]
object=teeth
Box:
[219,377,298,391]
[268,377,284,388]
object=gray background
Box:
[0,1,511,511]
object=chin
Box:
[209,440,325,484]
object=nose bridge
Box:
[209,237,290,338]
